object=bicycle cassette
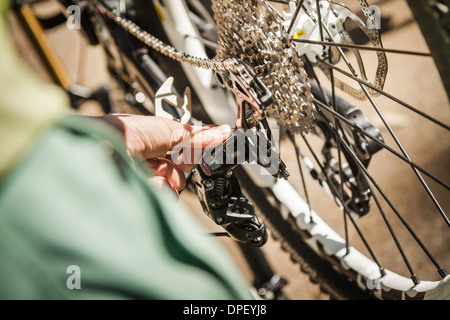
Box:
[212,0,315,132]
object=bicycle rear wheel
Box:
[223,0,450,299]
[76,0,450,299]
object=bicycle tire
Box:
[234,167,376,300]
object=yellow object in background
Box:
[292,29,306,39]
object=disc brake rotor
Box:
[283,0,388,100]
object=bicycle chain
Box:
[98,0,315,131]
[100,4,239,72]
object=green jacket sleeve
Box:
[0,116,252,299]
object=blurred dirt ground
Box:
[8,0,450,299]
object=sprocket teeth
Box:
[212,0,315,132]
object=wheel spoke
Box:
[370,187,420,284]
[275,0,448,280]
[320,24,450,228]
[301,132,385,274]
[320,61,450,132]
[287,0,305,35]
[312,98,450,191]
[314,106,448,278]
[307,57,419,281]
[287,131,313,222]
[292,38,432,57]
[268,0,296,5]
[328,54,350,255]
[314,0,325,43]
[184,34,220,50]
[272,0,448,287]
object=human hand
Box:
[101,114,232,196]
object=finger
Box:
[162,120,231,151]
[187,124,232,150]
[110,115,186,159]
[148,176,179,199]
[147,158,187,191]
[168,124,232,167]
[163,154,196,172]
[135,117,231,159]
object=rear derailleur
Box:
[156,61,288,246]
[193,61,290,247]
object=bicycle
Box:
[11,0,450,300]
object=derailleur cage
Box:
[193,166,268,247]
